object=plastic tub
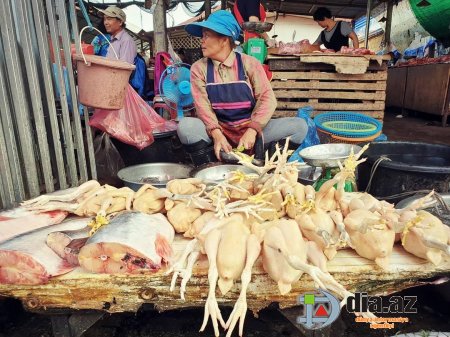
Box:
[111,130,186,167]
[357,141,450,201]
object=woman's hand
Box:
[238,128,257,151]
[211,129,232,160]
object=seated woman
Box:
[178,10,307,166]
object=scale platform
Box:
[298,143,362,168]
[242,21,273,33]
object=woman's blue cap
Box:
[185,10,241,40]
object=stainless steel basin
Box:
[192,163,256,182]
[118,163,193,190]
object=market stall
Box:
[0,240,448,314]
[268,53,391,121]
[1,1,450,336]
[1,144,450,337]
[386,62,450,126]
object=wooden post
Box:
[384,0,394,47]
[364,0,372,49]
[153,0,167,53]
[205,0,211,19]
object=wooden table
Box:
[267,54,391,121]
[0,235,448,315]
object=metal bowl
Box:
[396,193,450,209]
[298,165,323,185]
[242,21,273,33]
[299,144,362,168]
[193,163,257,182]
[395,193,450,226]
[117,163,193,191]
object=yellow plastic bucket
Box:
[74,27,135,109]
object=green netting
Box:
[409,0,450,44]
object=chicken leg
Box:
[200,228,226,336]
[167,238,200,300]
[21,180,101,207]
[225,234,261,337]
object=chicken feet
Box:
[21,180,101,207]
[225,234,261,337]
[200,229,226,336]
[167,238,201,300]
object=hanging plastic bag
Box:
[94,133,125,186]
[89,84,177,150]
[288,106,321,162]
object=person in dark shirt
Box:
[312,7,359,52]
[236,0,261,21]
[233,0,276,47]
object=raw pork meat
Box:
[340,46,374,55]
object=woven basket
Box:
[317,128,382,144]
[314,112,382,139]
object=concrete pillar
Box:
[153,0,167,53]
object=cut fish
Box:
[0,217,91,284]
[78,212,174,274]
[46,227,90,266]
[0,210,68,243]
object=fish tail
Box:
[155,233,172,263]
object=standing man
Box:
[98,6,137,64]
[233,0,276,47]
[312,7,359,52]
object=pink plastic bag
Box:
[89,84,177,150]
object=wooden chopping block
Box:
[299,54,370,74]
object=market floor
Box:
[1,109,449,337]
[382,108,449,145]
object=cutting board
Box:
[298,53,391,74]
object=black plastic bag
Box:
[94,133,125,186]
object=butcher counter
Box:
[267,53,391,122]
[0,235,448,314]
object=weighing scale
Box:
[298,144,362,192]
[241,21,273,64]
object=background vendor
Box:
[98,6,136,64]
[312,7,359,51]
[233,0,276,47]
[177,10,307,166]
